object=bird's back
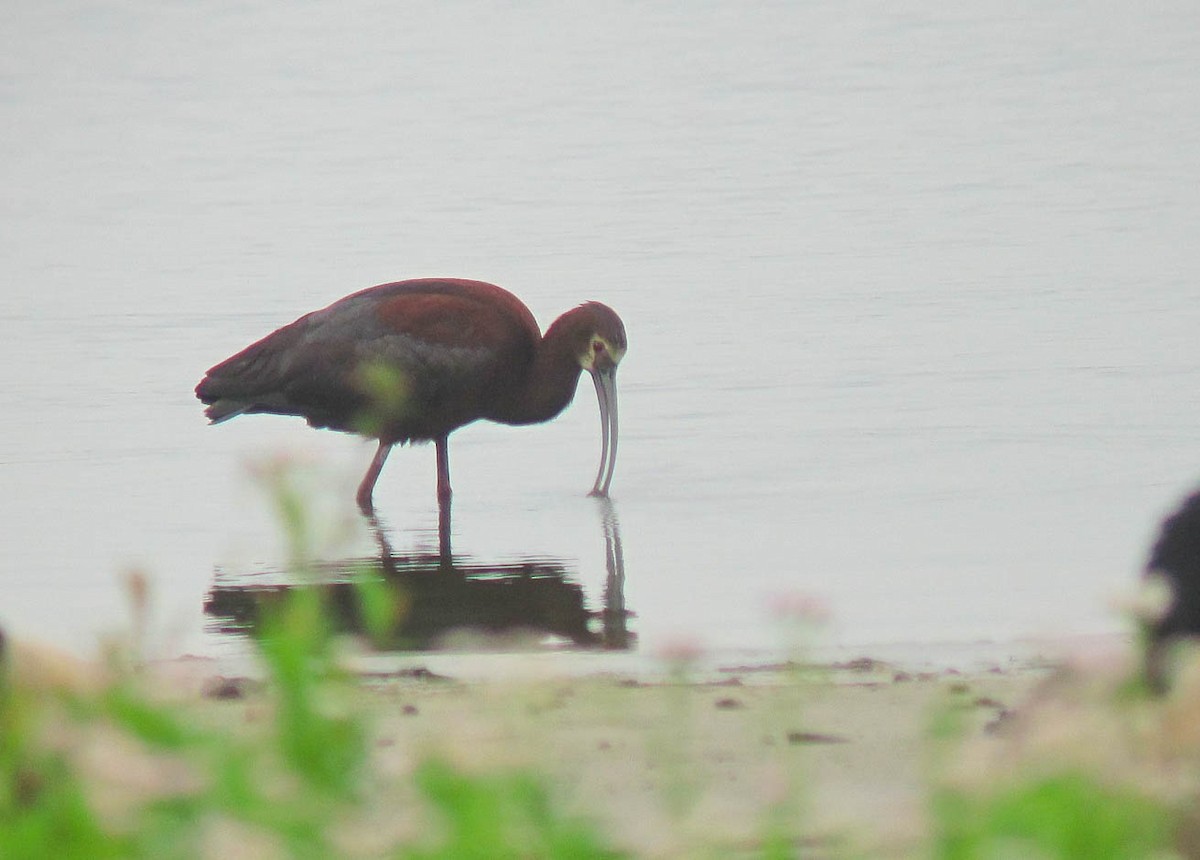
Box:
[196,279,542,442]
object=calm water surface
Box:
[3,2,1199,667]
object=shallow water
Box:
[3,2,1199,666]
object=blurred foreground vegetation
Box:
[6,597,1199,858]
[4,464,1200,857]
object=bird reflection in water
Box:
[595,497,630,650]
[204,498,632,652]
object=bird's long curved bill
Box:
[589,368,619,497]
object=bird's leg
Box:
[434,436,452,505]
[356,441,392,514]
[435,435,452,561]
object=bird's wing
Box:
[198,281,537,437]
[340,286,537,436]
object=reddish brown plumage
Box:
[196,277,626,513]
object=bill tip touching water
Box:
[194,277,626,514]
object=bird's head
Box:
[574,302,627,374]
[543,301,627,497]
[569,302,626,498]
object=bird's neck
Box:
[492,323,584,426]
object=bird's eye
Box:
[593,341,606,353]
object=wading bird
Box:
[195,278,626,515]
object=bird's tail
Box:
[195,369,243,421]
[202,400,250,423]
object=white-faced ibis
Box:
[196,278,626,513]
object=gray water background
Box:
[3,2,1199,665]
